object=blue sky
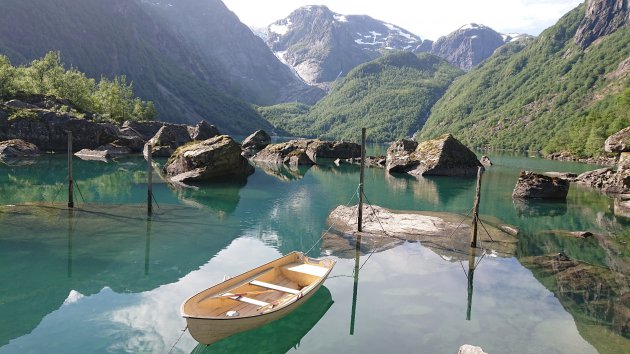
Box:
[222,0,584,40]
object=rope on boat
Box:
[304,184,361,255]
[167,325,188,354]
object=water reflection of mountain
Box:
[0,204,240,346]
[191,286,333,353]
[520,254,630,354]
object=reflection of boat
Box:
[181,252,335,345]
[191,286,334,353]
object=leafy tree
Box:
[0,55,16,99]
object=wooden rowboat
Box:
[181,251,336,345]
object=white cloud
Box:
[222,0,584,40]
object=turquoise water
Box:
[0,152,628,353]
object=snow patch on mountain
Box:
[269,19,292,35]
[334,14,348,22]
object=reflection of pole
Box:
[466,247,476,321]
[147,143,153,216]
[350,234,362,335]
[67,209,74,278]
[470,167,483,247]
[67,131,74,208]
[145,217,152,275]
[357,128,366,232]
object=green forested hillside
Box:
[261,52,462,142]
[419,3,630,157]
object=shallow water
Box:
[0,152,628,353]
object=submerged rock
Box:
[386,134,481,177]
[0,139,40,158]
[324,204,517,259]
[163,135,254,183]
[512,171,570,199]
[74,149,110,160]
[241,130,271,158]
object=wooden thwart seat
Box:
[250,280,300,295]
[225,293,269,307]
[282,263,329,277]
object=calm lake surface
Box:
[0,150,628,354]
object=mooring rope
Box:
[167,325,188,354]
[304,184,360,255]
[74,181,86,203]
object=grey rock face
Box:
[512,171,570,199]
[430,23,527,71]
[575,167,630,194]
[163,135,254,183]
[605,126,630,153]
[575,0,630,49]
[241,130,271,158]
[188,121,220,141]
[266,5,426,86]
[386,134,481,177]
[0,139,40,158]
[251,140,316,166]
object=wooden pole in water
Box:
[357,128,366,232]
[147,143,153,216]
[470,167,483,247]
[67,131,74,208]
[466,247,476,320]
[350,233,362,334]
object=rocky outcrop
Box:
[386,134,482,177]
[512,171,570,199]
[241,130,271,158]
[0,139,40,158]
[252,139,361,165]
[163,135,254,183]
[143,122,220,158]
[614,194,630,218]
[546,151,618,166]
[0,109,119,151]
[575,167,630,194]
[605,126,630,153]
[575,0,630,49]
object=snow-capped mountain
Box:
[430,23,532,71]
[265,5,428,87]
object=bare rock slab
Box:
[387,134,481,177]
[324,204,517,260]
[163,135,254,183]
[512,171,569,199]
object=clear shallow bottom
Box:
[0,152,628,353]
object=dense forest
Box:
[0,51,154,123]
[259,52,463,142]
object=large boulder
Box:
[163,135,254,183]
[387,134,482,176]
[251,140,316,166]
[241,130,271,158]
[144,124,192,158]
[305,140,361,162]
[605,126,630,153]
[188,121,220,141]
[512,171,570,199]
[0,139,40,158]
